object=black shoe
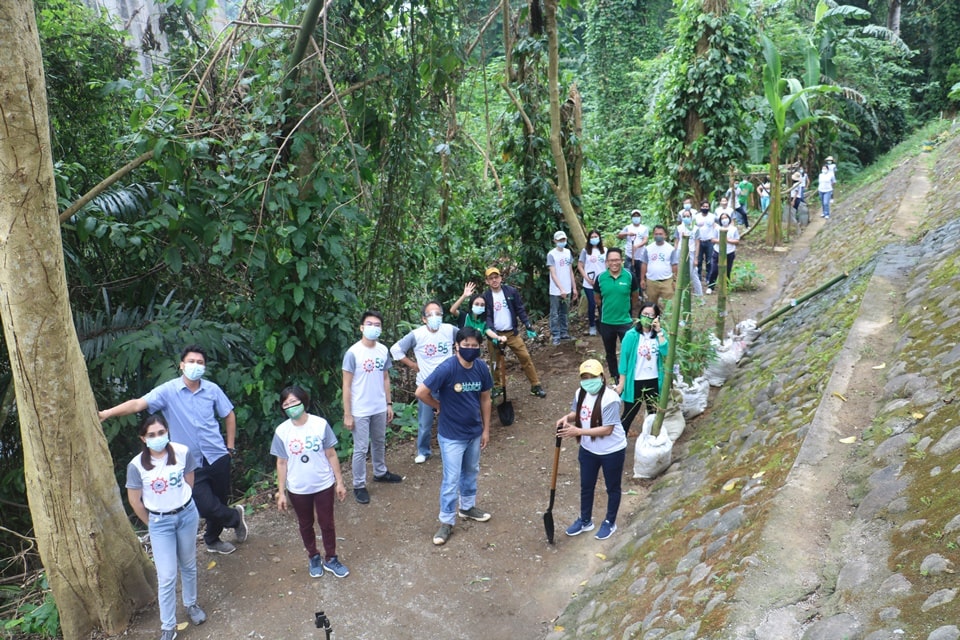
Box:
[530,385,547,398]
[374,471,403,483]
[354,487,370,504]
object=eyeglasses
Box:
[425,313,443,318]
[363,321,382,327]
[607,258,622,263]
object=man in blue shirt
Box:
[416,327,493,546]
[99,345,247,555]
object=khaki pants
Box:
[645,278,675,308]
[493,332,540,388]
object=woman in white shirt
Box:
[577,229,607,336]
[126,415,204,640]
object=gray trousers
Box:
[351,412,388,488]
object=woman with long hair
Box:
[617,302,669,436]
[577,229,607,336]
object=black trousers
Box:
[598,322,632,383]
[194,454,240,544]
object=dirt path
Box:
[110,222,803,640]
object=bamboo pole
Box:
[715,228,728,339]
[756,272,849,328]
[652,237,689,437]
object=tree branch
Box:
[58,151,154,223]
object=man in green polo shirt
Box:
[595,247,639,386]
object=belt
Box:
[148,499,193,516]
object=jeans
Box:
[735,205,749,227]
[820,191,832,217]
[437,434,482,525]
[584,287,598,327]
[416,399,435,458]
[578,446,625,525]
[351,412,387,488]
[760,196,770,213]
[598,322,632,383]
[549,295,569,341]
[195,454,240,545]
[708,250,736,290]
[687,256,703,296]
[696,239,712,280]
[149,502,200,631]
[288,486,337,560]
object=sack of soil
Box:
[676,375,709,420]
[736,319,761,345]
[633,414,673,479]
[704,337,738,387]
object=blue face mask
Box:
[683,203,692,210]
[284,403,305,420]
[631,216,642,225]
[145,435,169,452]
[580,378,604,395]
[426,315,442,331]
[362,325,382,341]
[589,237,600,246]
[556,242,567,249]
[472,305,486,316]
[182,363,205,381]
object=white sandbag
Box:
[730,336,748,362]
[704,339,738,387]
[662,397,687,441]
[633,414,673,479]
[676,375,709,420]
[736,319,760,345]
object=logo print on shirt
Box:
[638,341,654,361]
[579,405,593,424]
[423,343,437,357]
[288,439,304,455]
[494,300,504,311]
[150,477,169,494]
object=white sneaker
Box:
[588,326,597,336]
[414,454,427,464]
[706,288,713,295]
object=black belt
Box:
[148,498,193,516]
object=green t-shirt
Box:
[738,180,754,205]
[596,270,636,325]
[464,313,487,334]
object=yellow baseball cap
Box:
[484,266,501,277]
[579,359,604,377]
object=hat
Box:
[579,359,604,377]
[553,231,567,241]
[484,266,501,277]
[826,155,834,162]
[791,171,802,183]
[630,209,642,217]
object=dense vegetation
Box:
[2,0,958,631]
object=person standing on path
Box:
[547,230,579,345]
[706,212,740,294]
[342,310,402,504]
[594,248,639,387]
[617,209,649,285]
[100,344,248,555]
[482,267,547,398]
[577,229,607,337]
[617,302,668,435]
[415,327,494,546]
[757,178,771,214]
[391,301,458,464]
[675,211,703,297]
[639,225,679,308]
[736,176,754,228]
[555,359,626,541]
[272,385,349,579]
[818,164,836,219]
[694,200,715,283]
[126,414,206,640]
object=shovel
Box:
[543,429,562,544]
[495,346,515,426]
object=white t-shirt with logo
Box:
[271,414,338,495]
[578,248,607,290]
[620,223,649,261]
[639,241,677,281]
[569,388,626,455]
[634,332,660,381]
[125,442,197,513]
[342,341,392,417]
[390,324,457,385]
[491,290,512,332]
[547,247,575,296]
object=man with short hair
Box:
[547,230,579,345]
[617,209,649,285]
[99,345,248,555]
[343,310,402,504]
[639,225,679,307]
[483,267,546,398]
[694,200,715,282]
[390,301,458,464]
[595,248,639,386]
[416,327,493,546]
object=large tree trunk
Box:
[0,3,156,639]
[887,0,901,36]
[544,0,586,249]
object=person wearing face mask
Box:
[126,414,204,640]
[675,209,703,296]
[391,301,459,463]
[616,302,668,436]
[342,310,401,504]
[416,327,494,546]
[577,229,607,336]
[555,359,626,541]
[757,177,771,214]
[706,213,740,294]
[450,283,500,339]
[638,224,679,308]
[547,230,579,345]
[617,209,649,282]
[100,344,247,555]
[271,385,348,579]
[694,200,715,282]
[817,164,836,219]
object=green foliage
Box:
[0,575,59,638]
[729,260,764,292]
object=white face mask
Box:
[631,216,642,225]
[362,325,382,341]
[183,363,205,381]
[426,315,442,331]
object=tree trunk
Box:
[0,3,156,638]
[544,0,586,249]
[765,137,782,247]
[887,0,901,36]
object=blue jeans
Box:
[578,447,625,525]
[437,434,481,524]
[549,295,569,341]
[760,196,770,213]
[820,191,832,217]
[696,239,712,280]
[351,412,387,488]
[584,287,598,327]
[416,399,434,458]
[149,502,200,630]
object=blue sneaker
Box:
[595,519,617,540]
[308,554,323,578]
[565,517,594,537]
[323,556,350,578]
